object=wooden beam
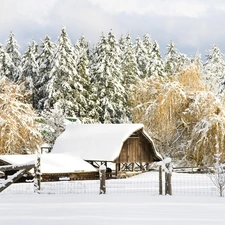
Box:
[0,162,35,172]
[0,167,33,193]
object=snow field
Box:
[1,193,225,225]
[0,171,224,225]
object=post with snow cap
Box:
[34,154,41,194]
[164,157,172,195]
[99,163,106,194]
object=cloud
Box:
[88,0,210,18]
[0,0,225,58]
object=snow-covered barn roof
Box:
[52,124,162,161]
[0,154,97,173]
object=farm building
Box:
[52,124,163,176]
[0,154,97,181]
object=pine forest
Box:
[1,28,225,167]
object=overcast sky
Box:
[1,0,225,59]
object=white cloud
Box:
[0,0,225,57]
[88,0,217,18]
[18,0,56,25]
[0,0,57,28]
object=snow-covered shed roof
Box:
[0,153,97,173]
[52,124,162,162]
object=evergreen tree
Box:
[36,35,55,111]
[134,37,148,78]
[204,44,225,94]
[120,34,140,121]
[143,33,152,61]
[5,31,22,82]
[146,40,165,77]
[0,44,14,80]
[121,34,140,89]
[20,44,39,108]
[165,41,181,76]
[75,35,97,123]
[90,32,125,123]
[118,35,126,53]
[31,40,39,60]
[46,27,80,117]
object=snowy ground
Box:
[1,172,225,225]
[1,194,225,225]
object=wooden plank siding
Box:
[114,132,154,164]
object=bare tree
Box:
[209,153,225,197]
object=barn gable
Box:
[52,124,163,174]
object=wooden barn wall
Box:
[114,133,154,163]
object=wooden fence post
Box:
[99,164,106,194]
[159,165,163,195]
[34,154,41,194]
[164,158,172,195]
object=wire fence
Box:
[172,172,217,196]
[0,171,221,196]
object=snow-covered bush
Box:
[38,106,66,145]
[209,153,225,197]
[0,78,42,154]
[132,66,225,166]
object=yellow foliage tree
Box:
[132,66,225,166]
[0,78,42,154]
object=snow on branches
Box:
[209,153,225,197]
[0,78,42,154]
[132,66,225,166]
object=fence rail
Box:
[0,171,220,196]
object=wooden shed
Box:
[52,124,163,176]
[0,154,97,182]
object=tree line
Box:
[1,27,225,166]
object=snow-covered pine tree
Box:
[46,27,79,117]
[74,35,96,123]
[36,35,55,111]
[142,33,152,63]
[0,78,42,154]
[118,35,126,53]
[108,30,128,122]
[31,40,39,60]
[146,40,165,78]
[90,31,126,123]
[121,34,140,88]
[0,44,14,80]
[134,36,148,78]
[120,34,140,121]
[5,31,22,82]
[31,40,41,106]
[204,44,225,94]
[165,41,182,76]
[19,44,39,108]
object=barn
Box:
[52,124,163,176]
